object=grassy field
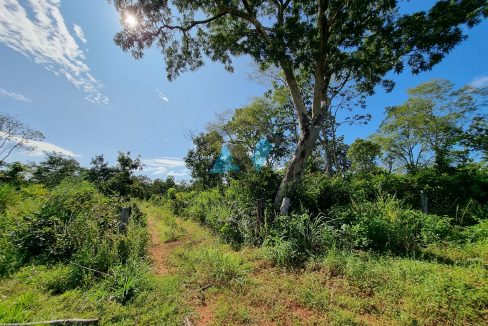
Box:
[1,202,487,325]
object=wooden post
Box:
[256,198,264,234]
[118,207,131,233]
[420,190,428,214]
[280,197,290,216]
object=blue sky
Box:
[0,0,487,180]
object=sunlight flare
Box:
[124,13,138,28]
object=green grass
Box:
[2,201,487,325]
[0,265,189,325]
[142,202,184,243]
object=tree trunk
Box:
[322,133,334,177]
[274,125,321,208]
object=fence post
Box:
[420,190,428,214]
[118,207,131,233]
[280,197,290,216]
[256,198,264,234]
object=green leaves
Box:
[114,1,487,89]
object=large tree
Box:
[373,79,487,172]
[113,0,487,207]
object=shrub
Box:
[263,213,339,266]
[331,195,454,254]
[168,189,195,216]
[287,174,351,215]
[0,183,17,213]
[102,259,150,304]
[3,180,149,296]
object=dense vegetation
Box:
[3,77,487,324]
[1,0,487,324]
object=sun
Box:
[124,14,138,28]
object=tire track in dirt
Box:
[147,214,215,325]
[147,216,178,276]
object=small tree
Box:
[105,151,144,197]
[184,131,224,189]
[32,153,82,188]
[0,114,44,164]
[347,139,381,173]
[87,154,117,187]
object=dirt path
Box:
[147,216,174,276]
[147,214,215,325]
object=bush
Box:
[0,183,17,213]
[102,259,150,304]
[0,184,47,276]
[2,180,149,296]
[168,189,195,216]
[287,174,351,215]
[331,195,454,253]
[263,213,339,266]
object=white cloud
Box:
[0,0,108,105]
[156,89,170,102]
[73,24,87,44]
[0,131,77,157]
[143,157,188,177]
[0,88,32,102]
[470,76,488,88]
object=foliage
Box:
[184,131,223,190]
[0,114,44,164]
[32,153,83,188]
[347,138,381,173]
[373,79,487,172]
[114,0,487,204]
[1,180,148,292]
[174,247,248,289]
[102,259,150,304]
[463,115,488,160]
[331,195,453,253]
[263,213,338,266]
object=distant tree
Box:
[209,92,298,170]
[114,0,487,207]
[184,131,223,189]
[0,114,44,164]
[151,176,176,195]
[104,151,144,197]
[0,161,28,187]
[463,115,488,160]
[87,154,117,190]
[374,79,487,172]
[347,139,381,173]
[32,153,82,188]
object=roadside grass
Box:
[422,239,488,267]
[2,201,487,325]
[0,265,188,325]
[141,202,184,243]
[151,202,488,325]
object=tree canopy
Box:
[114,0,487,206]
[373,79,487,172]
[0,114,44,165]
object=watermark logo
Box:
[210,138,272,174]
